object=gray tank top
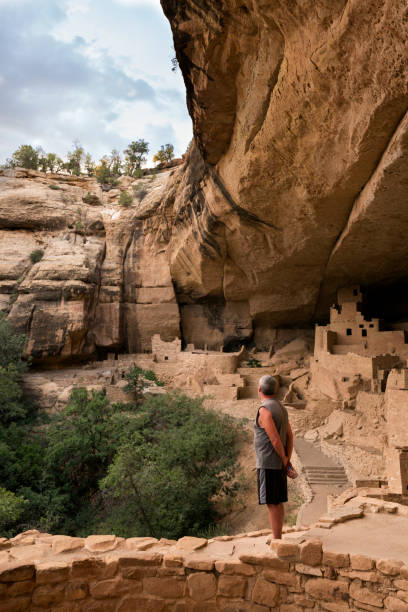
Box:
[254,398,288,469]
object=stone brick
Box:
[0,583,6,598]
[6,580,35,596]
[49,603,81,612]
[217,575,246,598]
[305,578,349,600]
[239,553,289,570]
[90,578,140,599]
[295,563,323,577]
[175,537,207,552]
[263,569,301,588]
[143,576,185,598]
[118,553,163,568]
[156,567,185,577]
[51,536,84,555]
[349,580,384,607]
[252,577,279,607]
[184,557,215,571]
[85,535,118,553]
[164,554,184,568]
[82,601,117,612]
[0,596,31,612]
[394,579,408,591]
[187,572,217,601]
[384,596,408,611]
[300,539,323,566]
[396,591,408,604]
[215,561,256,576]
[377,559,405,576]
[117,597,166,612]
[351,555,375,571]
[32,582,65,607]
[120,567,157,580]
[70,559,107,579]
[270,541,299,561]
[339,569,379,582]
[320,602,350,611]
[280,605,299,612]
[0,563,35,583]
[293,594,316,607]
[36,562,70,584]
[65,581,88,600]
[323,551,350,568]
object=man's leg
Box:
[267,503,285,539]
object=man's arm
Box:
[286,422,294,463]
[259,407,288,466]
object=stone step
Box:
[305,467,347,473]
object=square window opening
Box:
[362,329,367,337]
[346,329,352,336]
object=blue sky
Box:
[0,0,192,165]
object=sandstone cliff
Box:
[0,169,180,363]
[160,0,408,339]
[1,1,408,360]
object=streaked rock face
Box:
[0,169,180,363]
[160,0,408,329]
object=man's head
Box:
[258,374,277,398]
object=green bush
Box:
[124,366,164,399]
[100,392,245,539]
[48,184,60,190]
[247,357,262,368]
[119,190,133,207]
[74,221,84,232]
[0,487,27,534]
[30,249,44,264]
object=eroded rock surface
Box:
[160,0,408,329]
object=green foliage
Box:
[82,192,100,206]
[100,392,245,539]
[30,249,44,263]
[9,145,40,170]
[0,487,28,533]
[75,220,85,232]
[124,366,164,400]
[247,357,262,368]
[119,190,132,207]
[153,143,174,164]
[48,184,60,190]
[124,139,149,176]
[66,141,84,176]
[85,153,95,177]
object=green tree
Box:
[100,393,245,539]
[66,141,84,176]
[85,153,95,177]
[123,139,149,176]
[109,149,122,177]
[153,143,174,164]
[0,315,28,426]
[10,145,40,170]
[0,487,27,535]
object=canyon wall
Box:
[1,1,408,360]
[160,0,408,331]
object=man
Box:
[254,374,294,539]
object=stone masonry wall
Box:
[1,532,408,611]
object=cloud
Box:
[0,0,191,164]
[114,0,161,7]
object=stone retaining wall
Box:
[1,532,408,611]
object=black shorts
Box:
[257,468,288,505]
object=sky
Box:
[0,0,192,166]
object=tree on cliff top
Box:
[153,143,174,164]
[123,139,149,175]
[8,145,40,170]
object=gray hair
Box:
[259,375,277,396]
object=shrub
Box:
[247,357,262,368]
[133,167,144,179]
[119,190,132,207]
[82,192,101,206]
[100,392,246,539]
[124,366,164,399]
[0,487,28,533]
[48,184,60,190]
[30,249,44,264]
[74,221,84,232]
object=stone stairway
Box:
[304,465,349,486]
